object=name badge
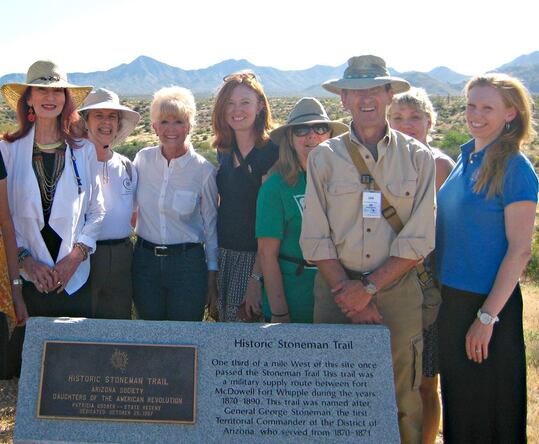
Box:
[362,191,382,218]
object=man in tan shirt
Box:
[300,55,436,444]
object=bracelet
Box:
[17,248,31,267]
[12,278,23,286]
[272,312,289,318]
[250,272,264,284]
[73,242,90,261]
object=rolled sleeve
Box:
[300,149,338,261]
[389,148,436,260]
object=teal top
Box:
[256,172,315,323]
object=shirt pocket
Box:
[172,190,198,217]
[386,179,417,221]
[325,181,361,224]
[327,181,361,196]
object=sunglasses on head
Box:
[223,70,258,83]
[292,123,330,137]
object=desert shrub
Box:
[439,129,469,160]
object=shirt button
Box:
[366,228,371,233]
[366,254,371,258]
[405,191,410,196]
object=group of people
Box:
[0,54,536,443]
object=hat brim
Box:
[270,119,349,145]
[79,103,141,147]
[1,82,92,112]
[322,77,410,95]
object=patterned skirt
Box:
[217,248,256,322]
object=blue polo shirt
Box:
[436,139,538,294]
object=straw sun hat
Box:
[0,60,92,111]
[270,97,348,144]
[322,55,410,95]
[79,88,140,147]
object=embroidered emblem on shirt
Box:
[293,194,306,215]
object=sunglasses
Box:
[223,70,258,82]
[292,123,330,137]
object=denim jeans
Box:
[132,242,208,321]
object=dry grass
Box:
[522,281,539,444]
[0,284,538,443]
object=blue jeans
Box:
[132,242,208,321]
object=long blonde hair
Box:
[271,129,303,186]
[465,74,536,198]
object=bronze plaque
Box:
[37,341,196,424]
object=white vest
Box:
[0,128,105,294]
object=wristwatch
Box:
[361,276,378,295]
[477,309,499,325]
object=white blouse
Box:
[133,144,218,271]
[98,152,137,240]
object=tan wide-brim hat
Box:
[270,97,348,144]
[79,88,140,147]
[322,55,410,95]
[0,60,92,111]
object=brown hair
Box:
[465,74,536,198]
[3,87,84,148]
[211,74,273,153]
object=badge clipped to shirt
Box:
[362,191,382,218]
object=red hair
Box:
[3,87,84,148]
[211,75,273,153]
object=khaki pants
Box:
[314,270,423,444]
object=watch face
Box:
[479,313,492,324]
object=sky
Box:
[2,0,538,77]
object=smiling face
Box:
[466,84,517,149]
[225,84,263,133]
[86,109,120,149]
[341,85,393,141]
[292,124,331,169]
[152,113,191,152]
[27,86,66,121]
[388,103,431,145]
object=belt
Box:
[97,237,130,246]
[137,238,201,257]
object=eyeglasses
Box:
[223,70,258,82]
[292,123,330,137]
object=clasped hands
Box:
[332,279,382,324]
[23,248,84,294]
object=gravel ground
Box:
[0,378,17,443]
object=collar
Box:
[348,122,392,160]
[157,143,194,168]
[461,138,494,173]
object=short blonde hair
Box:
[390,87,437,130]
[150,86,196,128]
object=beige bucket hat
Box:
[79,88,140,147]
[270,97,348,144]
[322,55,410,95]
[0,60,92,111]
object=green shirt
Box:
[256,172,315,323]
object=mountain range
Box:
[2,52,539,97]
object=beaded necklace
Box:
[32,142,66,215]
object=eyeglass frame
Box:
[291,123,331,137]
[223,70,258,83]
